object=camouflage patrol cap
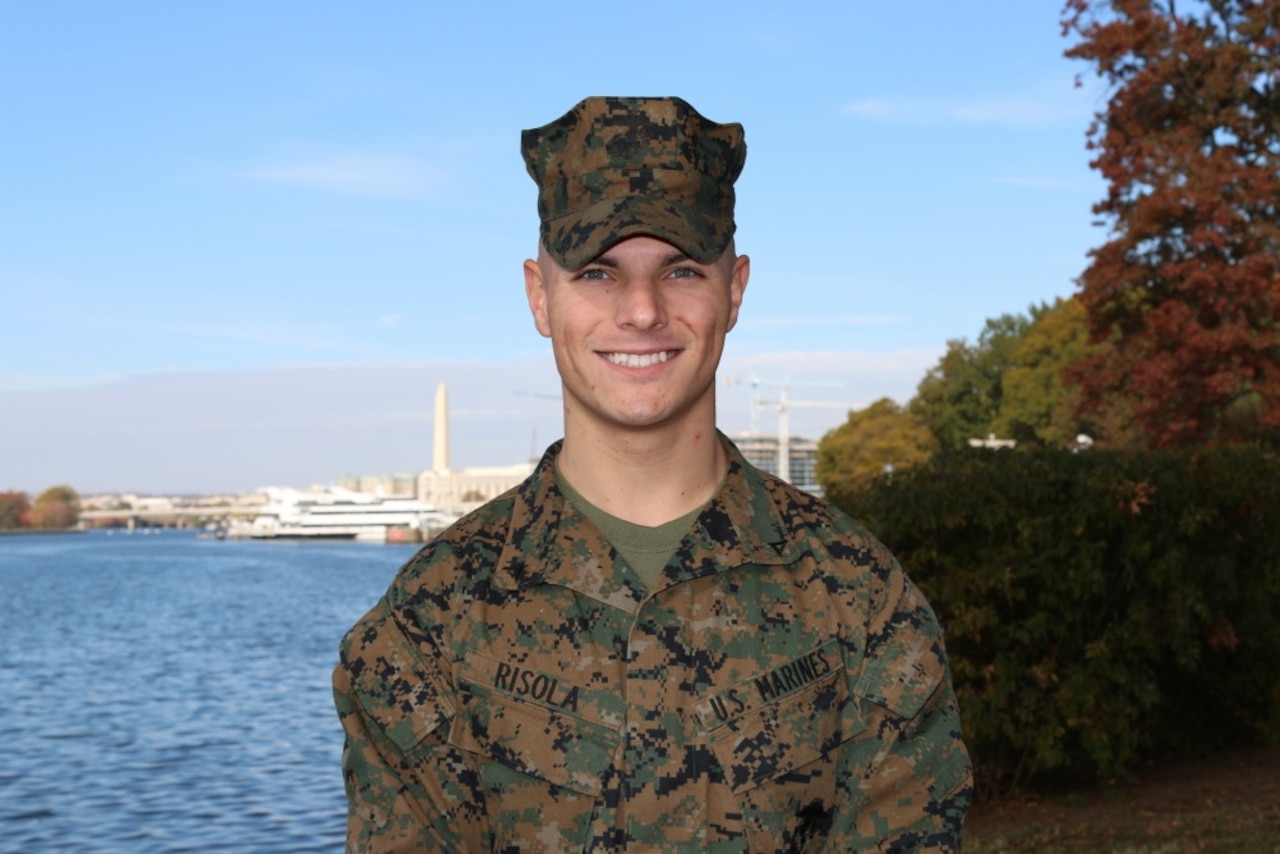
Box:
[522,96,746,270]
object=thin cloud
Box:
[949,96,1085,127]
[45,312,397,356]
[842,98,902,122]
[842,89,1089,129]
[241,154,445,199]
[723,348,942,378]
[0,371,114,393]
[984,173,1085,191]
[740,315,905,330]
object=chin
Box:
[608,411,671,430]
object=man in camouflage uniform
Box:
[334,96,972,852]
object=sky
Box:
[0,1,1111,495]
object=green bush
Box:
[829,447,1280,796]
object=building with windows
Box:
[337,472,419,497]
[417,461,536,516]
[728,433,823,496]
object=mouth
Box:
[600,350,678,368]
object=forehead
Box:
[593,236,693,265]
[550,235,736,271]
[542,235,691,271]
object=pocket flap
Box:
[341,606,455,756]
[453,679,621,796]
[700,641,866,793]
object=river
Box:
[0,529,415,853]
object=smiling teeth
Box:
[604,351,673,368]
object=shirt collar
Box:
[493,433,801,611]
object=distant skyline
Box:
[1,2,1110,493]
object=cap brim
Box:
[542,195,734,270]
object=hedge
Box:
[830,446,1280,795]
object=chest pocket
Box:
[450,667,622,853]
[451,677,621,796]
[696,639,865,793]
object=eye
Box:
[577,267,611,282]
[668,266,704,280]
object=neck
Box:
[557,415,725,527]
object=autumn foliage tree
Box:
[816,398,936,507]
[1062,0,1280,447]
[30,485,80,530]
[907,303,1098,451]
[911,313,1034,451]
[820,300,1097,491]
[0,492,32,530]
[991,297,1098,447]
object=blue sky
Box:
[1,1,1109,494]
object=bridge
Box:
[78,505,262,530]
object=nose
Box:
[616,277,666,330]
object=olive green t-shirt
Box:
[556,466,704,591]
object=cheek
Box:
[686,300,736,337]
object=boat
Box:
[225,486,459,543]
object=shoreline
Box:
[0,528,85,537]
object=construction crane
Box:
[727,374,860,483]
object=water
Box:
[0,530,417,853]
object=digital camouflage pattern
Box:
[334,437,973,852]
[521,96,746,270]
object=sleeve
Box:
[844,559,974,853]
[333,597,488,853]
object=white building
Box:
[415,383,535,516]
[418,462,537,516]
[338,472,418,497]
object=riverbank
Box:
[966,746,1280,852]
[0,527,83,536]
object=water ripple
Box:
[0,530,412,853]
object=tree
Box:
[991,297,1098,447]
[30,485,79,530]
[816,398,936,508]
[1062,0,1280,448]
[0,491,31,529]
[911,313,1034,451]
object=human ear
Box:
[524,257,552,338]
[726,254,750,332]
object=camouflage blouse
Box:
[334,437,972,852]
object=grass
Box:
[964,747,1280,853]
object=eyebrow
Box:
[590,251,693,269]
